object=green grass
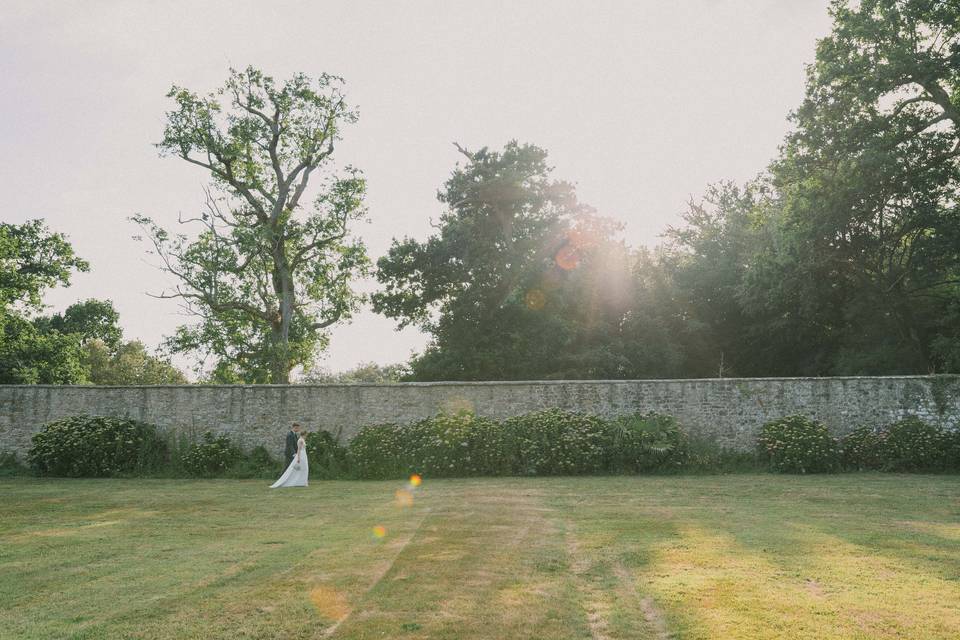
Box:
[2,475,960,639]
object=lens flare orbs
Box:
[554,245,580,270]
[524,288,546,310]
[309,585,350,621]
[372,525,387,539]
[409,474,422,488]
[394,488,414,507]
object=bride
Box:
[270,430,309,488]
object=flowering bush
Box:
[874,416,946,472]
[181,431,241,476]
[27,415,168,477]
[348,409,611,478]
[406,411,509,477]
[505,409,607,476]
[347,413,509,479]
[347,423,406,479]
[757,415,839,473]
[839,425,884,471]
[606,412,689,472]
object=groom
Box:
[283,423,301,472]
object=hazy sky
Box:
[1,0,833,375]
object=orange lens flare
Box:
[372,525,387,538]
[309,585,350,621]
[409,474,422,487]
[554,245,580,270]
[524,288,546,310]
[394,488,414,507]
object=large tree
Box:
[134,67,369,383]
[82,339,187,385]
[758,0,960,374]
[33,298,122,349]
[0,221,90,384]
[374,142,636,380]
[654,182,774,377]
[0,220,87,312]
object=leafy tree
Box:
[134,66,370,383]
[33,299,122,349]
[760,0,960,374]
[83,339,187,385]
[619,248,695,379]
[654,181,834,377]
[0,314,87,384]
[0,221,89,384]
[301,361,411,383]
[0,220,87,311]
[374,142,636,380]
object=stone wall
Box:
[1,376,959,459]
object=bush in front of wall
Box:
[227,445,277,479]
[606,412,690,473]
[756,415,839,474]
[839,425,885,471]
[305,429,350,479]
[27,415,168,477]
[504,409,607,476]
[347,423,406,480]
[181,431,241,477]
[405,411,509,477]
[874,416,947,472]
[943,427,960,472]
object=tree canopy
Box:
[374,142,638,380]
[134,66,369,383]
[374,1,960,380]
[755,0,960,374]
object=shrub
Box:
[839,425,884,471]
[504,409,607,476]
[227,445,277,479]
[347,412,510,479]
[27,415,168,477]
[875,416,946,472]
[756,415,839,473]
[348,423,405,479]
[406,411,508,477]
[607,412,689,473]
[306,429,349,479]
[944,427,960,472]
[181,431,241,476]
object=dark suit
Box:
[283,430,298,471]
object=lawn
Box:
[2,475,959,639]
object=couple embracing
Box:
[270,422,309,488]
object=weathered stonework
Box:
[1,376,958,459]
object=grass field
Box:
[2,475,960,639]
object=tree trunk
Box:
[270,227,295,384]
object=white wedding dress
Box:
[270,436,308,488]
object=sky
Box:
[0,0,834,375]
